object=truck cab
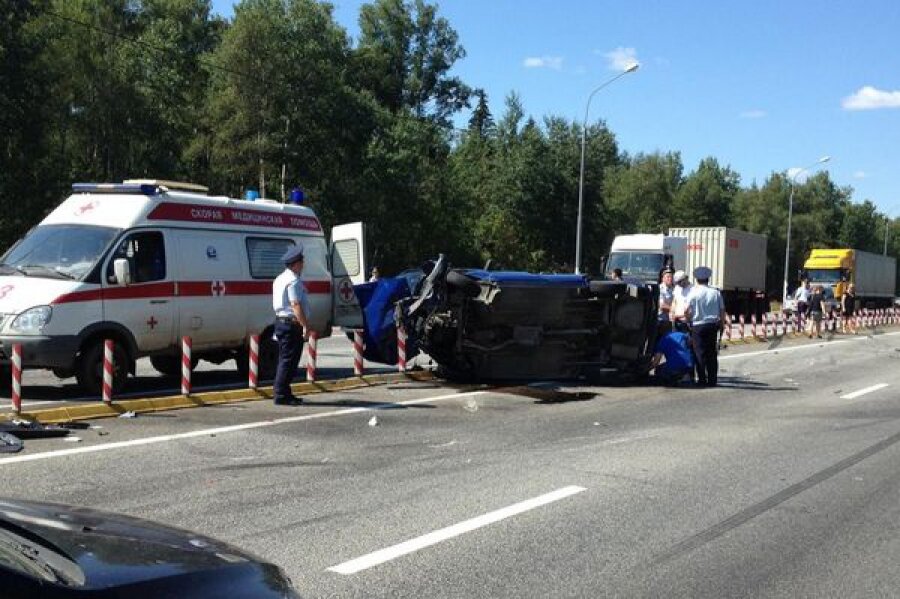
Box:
[605,234,687,283]
[802,249,853,313]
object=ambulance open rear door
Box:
[330,222,366,329]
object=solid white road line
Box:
[840,383,890,400]
[0,391,488,466]
[720,330,900,361]
[327,485,587,575]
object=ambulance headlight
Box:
[11,306,52,334]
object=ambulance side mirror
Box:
[113,259,132,285]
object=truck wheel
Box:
[150,355,181,378]
[76,341,129,396]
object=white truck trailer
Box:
[668,226,768,316]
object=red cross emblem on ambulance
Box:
[338,279,355,303]
[211,280,226,296]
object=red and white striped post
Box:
[397,323,408,372]
[306,332,318,382]
[102,339,114,403]
[352,330,364,376]
[248,334,259,389]
[181,336,192,395]
[10,343,22,414]
[723,315,732,342]
[739,314,746,340]
[775,312,784,337]
[750,314,758,338]
[761,313,769,340]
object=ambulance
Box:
[0,180,366,395]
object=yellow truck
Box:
[802,248,896,309]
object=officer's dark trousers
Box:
[273,320,304,399]
[691,322,720,386]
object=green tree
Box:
[604,151,683,235]
[354,0,470,125]
[671,157,740,227]
[0,0,62,246]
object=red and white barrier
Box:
[102,339,114,403]
[750,314,758,338]
[181,336,192,395]
[248,334,259,389]
[724,315,732,342]
[306,332,318,382]
[776,313,784,337]
[397,324,408,372]
[11,343,22,413]
[353,330,364,376]
[739,314,746,340]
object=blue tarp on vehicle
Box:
[462,270,588,287]
[352,277,416,364]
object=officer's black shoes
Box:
[274,396,304,406]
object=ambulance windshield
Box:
[1,224,119,281]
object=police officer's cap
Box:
[281,245,305,265]
[673,270,687,283]
[694,266,712,280]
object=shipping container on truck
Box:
[802,248,896,309]
[668,227,768,316]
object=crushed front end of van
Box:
[393,255,659,381]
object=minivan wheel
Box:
[76,341,129,396]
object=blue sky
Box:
[211,0,900,215]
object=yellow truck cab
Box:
[802,248,896,310]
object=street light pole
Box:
[782,156,831,306]
[574,62,639,274]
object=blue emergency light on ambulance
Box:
[0,178,367,396]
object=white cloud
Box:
[739,109,767,119]
[842,86,900,110]
[523,56,564,70]
[603,46,640,71]
[853,170,867,179]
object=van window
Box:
[333,239,360,277]
[247,237,295,279]
[107,231,166,283]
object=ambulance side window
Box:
[247,237,295,279]
[106,231,166,283]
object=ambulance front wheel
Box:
[76,341,129,396]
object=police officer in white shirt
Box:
[272,245,311,405]
[671,270,692,332]
[685,265,726,387]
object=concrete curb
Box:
[2,370,436,424]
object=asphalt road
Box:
[3,330,900,597]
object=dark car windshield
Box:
[1,224,119,281]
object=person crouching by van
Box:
[272,246,311,405]
[649,321,694,385]
[685,266,725,387]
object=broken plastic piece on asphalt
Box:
[463,398,479,412]
[0,432,23,453]
[118,411,137,419]
[368,416,378,427]
[593,422,601,426]
[62,436,82,443]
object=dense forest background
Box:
[2,0,897,293]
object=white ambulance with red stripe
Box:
[0,180,366,394]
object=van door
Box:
[175,231,247,351]
[103,230,176,352]
[330,222,366,328]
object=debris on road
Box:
[368,415,379,427]
[1,419,70,439]
[118,411,137,419]
[0,432,23,453]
